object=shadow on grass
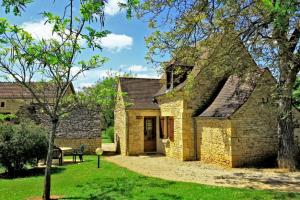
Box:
[62,176,181,200]
[0,167,66,179]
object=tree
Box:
[0,0,138,199]
[79,71,134,129]
[293,77,300,110]
[139,0,300,170]
[80,75,118,129]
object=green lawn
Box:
[102,137,113,143]
[0,156,299,200]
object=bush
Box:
[0,122,48,178]
[102,126,114,143]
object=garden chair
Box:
[52,146,63,166]
[72,144,85,163]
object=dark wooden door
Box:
[144,117,156,152]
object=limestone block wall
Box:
[182,104,195,161]
[127,109,160,155]
[159,99,185,160]
[230,72,278,167]
[0,99,32,114]
[18,104,102,155]
[55,138,101,154]
[114,85,127,155]
[197,119,232,166]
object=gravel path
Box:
[105,155,300,192]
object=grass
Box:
[0,156,299,200]
[102,137,113,144]
[101,127,114,144]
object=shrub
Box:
[102,126,114,143]
[0,122,48,178]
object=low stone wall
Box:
[17,104,102,155]
[55,138,101,154]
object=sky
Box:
[0,0,162,90]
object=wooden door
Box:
[144,117,156,152]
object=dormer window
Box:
[166,64,193,90]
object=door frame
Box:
[143,116,157,152]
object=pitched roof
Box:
[0,82,75,99]
[119,77,162,110]
[198,70,265,118]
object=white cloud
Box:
[21,19,85,45]
[78,82,94,89]
[99,33,133,52]
[104,0,126,16]
[128,65,148,72]
[22,19,59,40]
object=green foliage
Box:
[79,72,133,128]
[0,122,48,178]
[1,0,32,15]
[79,76,118,128]
[293,77,300,109]
[0,114,16,122]
[102,126,114,143]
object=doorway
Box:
[144,117,157,152]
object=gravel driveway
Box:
[105,154,300,192]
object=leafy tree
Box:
[0,0,138,199]
[81,76,118,129]
[139,0,300,171]
[293,77,300,110]
[79,72,134,129]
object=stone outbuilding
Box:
[0,82,101,154]
[115,77,162,155]
[115,41,300,167]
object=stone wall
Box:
[197,119,232,166]
[18,104,102,155]
[127,110,160,155]
[159,99,185,160]
[114,82,161,156]
[0,99,32,114]
[55,138,101,154]
[230,72,278,167]
[114,82,127,155]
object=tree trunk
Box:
[277,71,296,171]
[43,118,58,200]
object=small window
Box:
[159,117,168,139]
[168,117,174,141]
[0,102,5,107]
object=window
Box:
[0,102,5,107]
[159,117,168,139]
[168,117,174,141]
[166,65,193,90]
[144,118,156,140]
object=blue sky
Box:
[0,0,162,90]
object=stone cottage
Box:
[0,82,101,153]
[115,41,300,167]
